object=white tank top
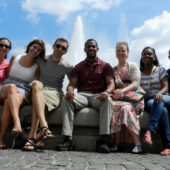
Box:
[9,55,38,82]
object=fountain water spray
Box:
[69,16,85,66]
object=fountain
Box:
[63,16,85,92]
[69,16,85,66]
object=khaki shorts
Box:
[43,87,63,112]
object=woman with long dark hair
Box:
[0,39,45,149]
[140,46,170,156]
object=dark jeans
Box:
[145,95,170,149]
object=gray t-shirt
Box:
[140,66,168,99]
[36,56,73,92]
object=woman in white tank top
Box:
[0,39,45,149]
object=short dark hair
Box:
[54,38,69,48]
[25,39,46,60]
[140,46,160,71]
[84,39,98,48]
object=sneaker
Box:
[96,136,110,153]
[56,137,75,151]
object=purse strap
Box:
[148,66,156,91]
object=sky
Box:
[1,0,170,69]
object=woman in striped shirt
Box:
[140,46,170,156]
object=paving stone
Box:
[0,149,170,170]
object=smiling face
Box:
[141,48,155,65]
[116,44,129,63]
[84,40,98,58]
[53,40,68,57]
[28,43,43,58]
[0,39,11,60]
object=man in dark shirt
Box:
[57,39,115,153]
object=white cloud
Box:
[130,11,170,69]
[21,0,122,23]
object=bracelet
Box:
[105,90,110,94]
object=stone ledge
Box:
[0,104,160,152]
[14,104,149,129]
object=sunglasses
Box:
[55,44,67,51]
[0,43,10,49]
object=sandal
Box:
[143,134,153,145]
[160,149,170,156]
[40,126,55,140]
[23,138,37,151]
[132,145,143,154]
[110,143,120,152]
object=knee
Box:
[102,96,113,106]
[6,84,17,94]
[32,80,43,93]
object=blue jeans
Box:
[145,95,170,148]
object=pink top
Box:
[0,59,9,83]
[71,57,113,93]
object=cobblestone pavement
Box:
[0,149,170,170]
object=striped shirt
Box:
[140,66,168,99]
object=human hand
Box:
[112,89,123,99]
[154,93,162,102]
[65,91,74,101]
[96,91,109,102]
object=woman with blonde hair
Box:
[110,42,144,153]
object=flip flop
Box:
[132,145,143,154]
[143,134,153,145]
[160,149,170,156]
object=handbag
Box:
[121,90,144,103]
[111,90,144,103]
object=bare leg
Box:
[110,132,120,152]
[0,100,11,148]
[31,81,53,138]
[129,130,142,153]
[31,81,48,128]
[8,93,24,133]
[23,106,39,150]
[0,84,24,133]
[27,106,39,139]
[129,130,141,145]
[143,130,152,145]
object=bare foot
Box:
[12,126,22,134]
[143,134,152,145]
[23,138,36,151]
[12,119,22,133]
[0,139,6,149]
[40,126,54,139]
